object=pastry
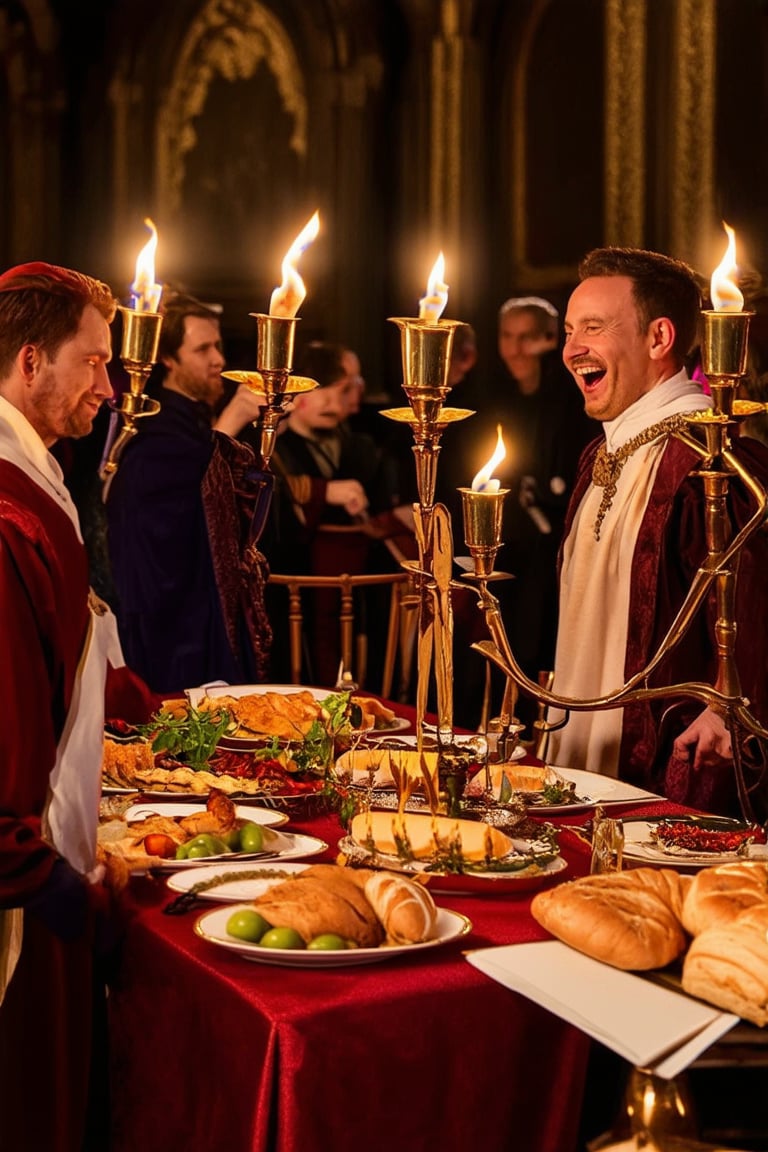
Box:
[681,860,768,937]
[682,903,768,1026]
[530,867,691,970]
[364,872,438,944]
[253,868,384,947]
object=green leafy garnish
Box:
[138,706,233,771]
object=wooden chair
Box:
[267,570,419,700]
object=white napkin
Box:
[466,941,738,1079]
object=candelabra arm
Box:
[470,582,746,715]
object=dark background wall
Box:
[2,0,768,392]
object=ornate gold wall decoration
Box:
[604,0,646,247]
[156,0,307,217]
[668,0,715,268]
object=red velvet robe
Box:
[562,435,768,816]
[0,459,157,1151]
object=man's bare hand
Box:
[326,479,369,517]
[214,382,268,436]
[672,707,732,772]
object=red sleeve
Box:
[0,531,63,904]
[105,663,162,724]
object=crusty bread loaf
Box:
[681,860,768,937]
[682,903,768,1026]
[253,869,384,947]
[349,810,515,862]
[296,863,378,890]
[530,868,691,970]
[364,872,438,944]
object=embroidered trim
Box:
[591,415,687,539]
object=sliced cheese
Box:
[350,809,515,862]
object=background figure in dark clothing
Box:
[106,292,272,693]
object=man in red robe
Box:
[0,262,158,1151]
[549,247,768,818]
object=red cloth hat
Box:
[0,261,88,293]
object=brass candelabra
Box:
[386,278,768,821]
[100,305,163,484]
[466,304,768,823]
[382,316,470,744]
[223,313,318,470]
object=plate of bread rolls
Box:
[192,863,472,966]
[529,859,768,1026]
[339,810,567,894]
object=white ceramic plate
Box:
[123,801,288,828]
[521,767,662,815]
[338,834,567,895]
[194,903,472,967]
[166,860,312,901]
[150,829,328,872]
[359,734,524,760]
[185,683,396,746]
[621,815,759,869]
[364,716,411,734]
[185,683,330,708]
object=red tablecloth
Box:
[107,699,683,1152]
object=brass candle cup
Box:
[250,313,299,373]
[388,317,463,399]
[459,486,509,577]
[118,305,163,368]
[100,307,163,483]
[701,310,753,379]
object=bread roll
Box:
[530,868,691,970]
[349,809,515,862]
[253,871,384,947]
[682,903,768,1026]
[364,872,439,944]
[681,860,768,937]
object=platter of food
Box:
[151,829,328,872]
[96,788,327,879]
[123,801,288,828]
[621,814,767,869]
[195,903,472,967]
[185,683,405,745]
[187,862,471,967]
[468,765,662,815]
[338,809,567,895]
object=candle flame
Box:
[131,218,162,312]
[471,425,506,492]
[710,222,743,312]
[418,251,448,322]
[269,210,320,318]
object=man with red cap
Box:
[0,261,158,1150]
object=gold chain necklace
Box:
[591,414,687,540]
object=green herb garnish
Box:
[138,706,233,771]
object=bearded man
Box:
[0,261,158,1150]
